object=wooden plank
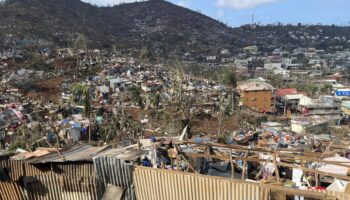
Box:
[273,153,280,183]
[184,152,350,181]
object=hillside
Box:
[0,0,350,58]
[233,25,350,52]
[0,0,237,56]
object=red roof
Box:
[276,88,298,97]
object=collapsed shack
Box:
[2,141,350,199]
[0,144,105,200]
[0,160,97,200]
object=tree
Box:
[221,68,239,112]
[269,74,284,88]
[150,93,161,109]
[217,96,230,136]
[320,84,333,95]
[129,86,144,109]
[306,84,319,97]
[222,69,237,88]
[82,86,92,118]
[70,83,89,105]
[74,34,87,51]
[70,83,92,142]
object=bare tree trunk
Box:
[88,113,91,143]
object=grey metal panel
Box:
[93,156,136,200]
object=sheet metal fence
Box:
[0,160,95,179]
[93,156,136,200]
[134,167,269,200]
[134,167,350,200]
[0,161,96,200]
[0,181,25,200]
[24,175,97,200]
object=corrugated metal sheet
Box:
[23,175,97,200]
[0,160,95,180]
[0,181,25,200]
[133,167,269,200]
[93,156,136,200]
[0,160,24,181]
[133,167,350,200]
[25,144,108,164]
[54,163,95,177]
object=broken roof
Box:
[14,144,109,164]
[238,82,274,92]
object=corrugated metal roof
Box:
[24,144,109,164]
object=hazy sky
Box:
[81,0,350,27]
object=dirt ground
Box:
[25,77,64,103]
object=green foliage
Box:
[221,69,237,88]
[320,84,333,95]
[70,83,91,117]
[268,74,283,88]
[150,93,161,109]
[294,83,319,97]
[8,139,26,152]
[128,86,144,109]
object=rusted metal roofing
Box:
[53,163,95,177]
[23,144,108,164]
[0,160,25,181]
[24,175,97,200]
[0,160,95,181]
[0,181,25,200]
[133,167,350,200]
[134,167,269,200]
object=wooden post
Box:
[180,154,197,174]
[271,192,286,200]
[283,98,287,116]
[176,155,180,171]
[230,147,234,179]
[241,152,249,180]
[273,153,280,183]
[321,142,332,158]
[88,113,91,143]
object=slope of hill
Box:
[0,0,349,58]
[0,0,237,56]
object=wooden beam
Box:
[273,153,280,183]
[184,152,350,181]
[241,151,249,180]
[229,147,234,179]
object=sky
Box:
[81,0,350,27]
